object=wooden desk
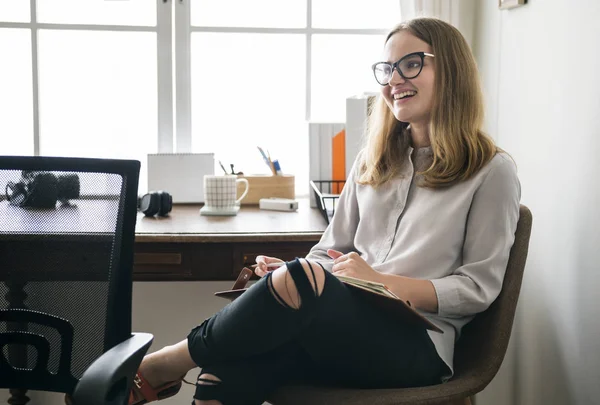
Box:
[133,201,327,281]
[0,199,326,282]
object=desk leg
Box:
[6,280,30,405]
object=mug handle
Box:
[235,178,249,204]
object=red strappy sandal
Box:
[63,371,188,405]
[128,371,185,405]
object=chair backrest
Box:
[452,204,533,389]
[0,156,140,395]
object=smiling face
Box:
[380,31,435,126]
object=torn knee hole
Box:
[267,273,297,309]
[299,259,324,297]
[197,373,221,385]
[268,259,325,310]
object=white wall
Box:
[473,1,600,404]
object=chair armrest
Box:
[71,332,154,405]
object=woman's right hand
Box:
[255,255,284,277]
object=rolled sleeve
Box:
[431,155,521,318]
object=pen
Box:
[266,150,277,175]
[257,146,277,175]
[251,262,286,268]
[218,160,228,175]
[272,159,282,176]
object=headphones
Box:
[138,190,172,217]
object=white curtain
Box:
[399,0,476,47]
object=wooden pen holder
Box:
[236,174,295,205]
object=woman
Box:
[128,17,520,405]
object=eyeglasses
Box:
[371,52,435,86]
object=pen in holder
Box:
[257,146,277,176]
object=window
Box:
[1,28,33,156]
[1,0,168,190]
[1,0,399,195]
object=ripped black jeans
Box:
[187,259,446,405]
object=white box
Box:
[259,198,299,212]
[345,93,377,178]
[148,153,214,203]
[308,122,344,207]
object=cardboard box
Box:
[236,174,295,205]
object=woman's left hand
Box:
[328,249,382,283]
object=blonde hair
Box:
[357,17,501,188]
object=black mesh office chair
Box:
[0,156,153,405]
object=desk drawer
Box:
[134,243,194,280]
[132,241,317,281]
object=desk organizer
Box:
[236,174,295,205]
[310,180,346,224]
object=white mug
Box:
[203,175,249,209]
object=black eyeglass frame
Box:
[371,51,435,86]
